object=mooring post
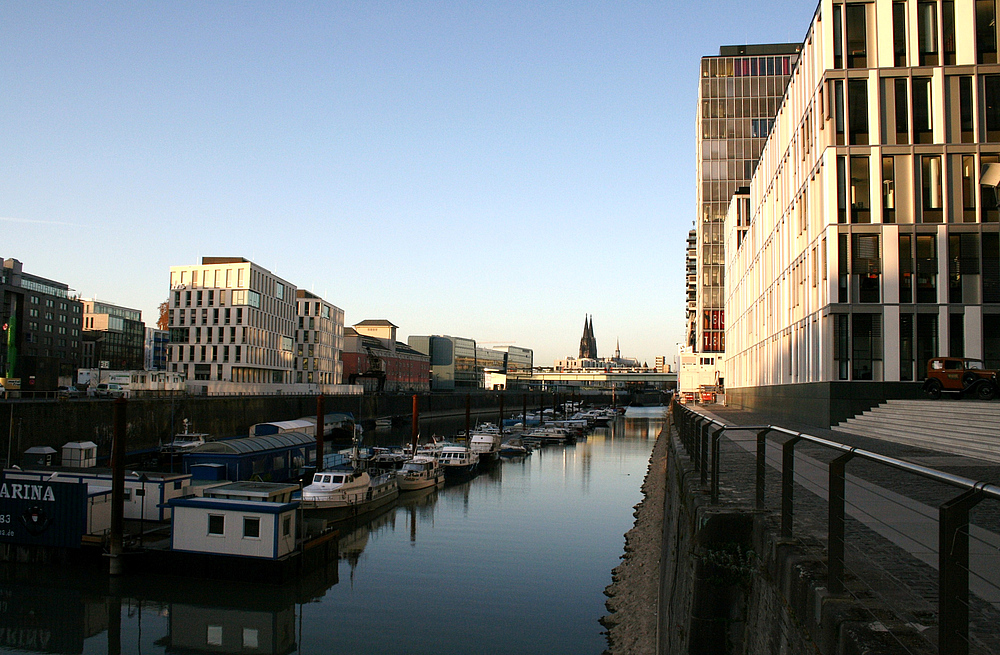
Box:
[315,394,325,471]
[109,397,127,576]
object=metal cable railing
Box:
[672,401,1000,655]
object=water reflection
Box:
[0,408,665,655]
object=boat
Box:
[469,424,503,465]
[499,438,532,457]
[397,455,445,491]
[159,419,210,458]
[522,426,575,445]
[299,468,399,521]
[438,444,479,478]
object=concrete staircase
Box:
[832,399,1000,463]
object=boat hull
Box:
[398,471,445,491]
[301,479,399,523]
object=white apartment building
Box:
[294,289,344,386]
[167,257,298,391]
[724,0,1000,422]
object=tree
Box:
[157,300,169,331]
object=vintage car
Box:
[922,357,998,400]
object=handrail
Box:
[672,401,999,655]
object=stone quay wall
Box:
[605,412,933,655]
[0,391,624,466]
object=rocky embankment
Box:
[601,426,668,654]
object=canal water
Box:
[0,406,664,655]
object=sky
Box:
[1,1,817,367]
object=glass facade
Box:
[696,45,800,353]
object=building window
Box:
[985,312,1000,369]
[978,0,998,63]
[852,313,882,380]
[918,1,939,65]
[949,233,980,303]
[834,4,844,69]
[916,234,939,302]
[835,314,850,380]
[943,1,956,64]
[851,156,871,223]
[900,233,914,303]
[985,233,1000,302]
[243,517,260,539]
[900,313,915,381]
[985,75,1000,142]
[894,78,909,144]
[208,514,224,536]
[853,234,881,303]
[839,233,850,302]
[834,80,846,145]
[921,156,943,223]
[962,156,977,222]
[959,77,975,144]
[950,313,965,357]
[848,80,868,144]
[917,313,939,374]
[893,1,907,66]
[846,4,868,68]
[913,78,933,143]
[882,156,896,223]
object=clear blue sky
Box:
[2,1,815,366]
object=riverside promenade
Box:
[604,402,1000,655]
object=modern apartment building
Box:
[0,258,83,390]
[695,42,802,359]
[145,327,169,371]
[724,0,1000,423]
[294,290,344,386]
[81,300,145,371]
[167,258,297,388]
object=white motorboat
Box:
[469,424,503,464]
[300,468,399,521]
[438,444,479,478]
[397,455,445,491]
[159,419,210,458]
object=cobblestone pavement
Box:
[688,403,1000,655]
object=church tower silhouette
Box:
[579,315,598,359]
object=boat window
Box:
[332,475,344,483]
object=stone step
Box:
[831,423,1000,462]
[834,400,1000,463]
[838,418,998,447]
[844,412,1000,434]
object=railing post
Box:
[711,427,724,504]
[939,488,984,655]
[756,429,769,509]
[692,417,705,472]
[700,422,710,486]
[828,452,855,594]
[781,436,801,539]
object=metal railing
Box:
[673,401,1000,655]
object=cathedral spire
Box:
[579,314,598,359]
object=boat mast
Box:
[411,394,420,456]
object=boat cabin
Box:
[168,482,299,560]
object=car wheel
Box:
[924,379,943,400]
[977,382,997,401]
